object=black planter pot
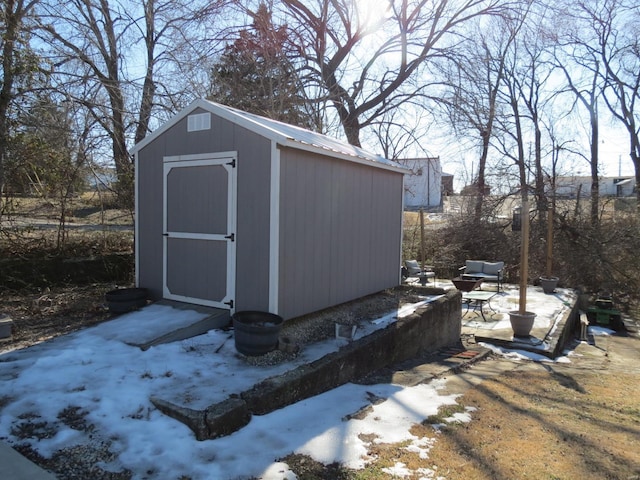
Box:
[232,311,283,356]
[105,288,148,314]
[540,276,559,294]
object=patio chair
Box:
[402,260,435,285]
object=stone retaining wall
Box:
[153,288,462,440]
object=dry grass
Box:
[2,191,131,225]
[281,356,640,480]
[423,367,640,480]
[0,193,133,258]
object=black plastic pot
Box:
[105,287,148,314]
[540,276,559,294]
[232,311,283,356]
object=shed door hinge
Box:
[226,159,236,168]
[224,233,235,242]
[224,299,234,309]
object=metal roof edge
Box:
[130,98,209,154]
[279,139,409,174]
[130,98,296,154]
[199,99,291,144]
[205,101,406,172]
[131,99,409,174]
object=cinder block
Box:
[204,397,251,439]
[0,314,13,339]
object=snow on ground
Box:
[461,285,575,333]
[480,324,614,363]
[479,341,572,363]
[0,297,463,480]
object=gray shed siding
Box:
[136,108,273,311]
[278,147,403,320]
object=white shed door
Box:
[162,156,237,310]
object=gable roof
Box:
[131,99,408,174]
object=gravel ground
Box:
[244,287,429,366]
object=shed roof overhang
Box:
[130,99,409,175]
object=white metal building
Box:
[401,157,442,209]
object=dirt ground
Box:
[0,283,119,352]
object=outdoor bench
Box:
[459,260,504,292]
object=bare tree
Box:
[438,14,522,218]
[594,1,640,211]
[131,0,230,141]
[567,0,640,212]
[514,12,556,228]
[276,0,510,147]
[497,48,529,198]
[370,106,433,161]
[553,42,602,225]
[490,2,564,219]
[37,0,134,206]
[36,0,228,207]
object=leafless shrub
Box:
[424,203,640,312]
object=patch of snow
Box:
[478,342,566,363]
[588,325,615,336]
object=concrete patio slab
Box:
[459,284,579,358]
[89,300,230,350]
[0,440,57,480]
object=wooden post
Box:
[545,206,554,278]
[519,200,529,314]
[419,208,425,271]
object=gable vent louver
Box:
[187,112,211,132]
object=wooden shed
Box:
[131,99,408,320]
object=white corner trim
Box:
[399,175,406,284]
[268,140,280,314]
[134,152,140,287]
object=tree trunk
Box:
[107,81,133,208]
[589,105,599,226]
[342,114,361,148]
[632,142,640,216]
[534,121,547,230]
[0,0,21,197]
[474,131,489,219]
[134,0,157,144]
